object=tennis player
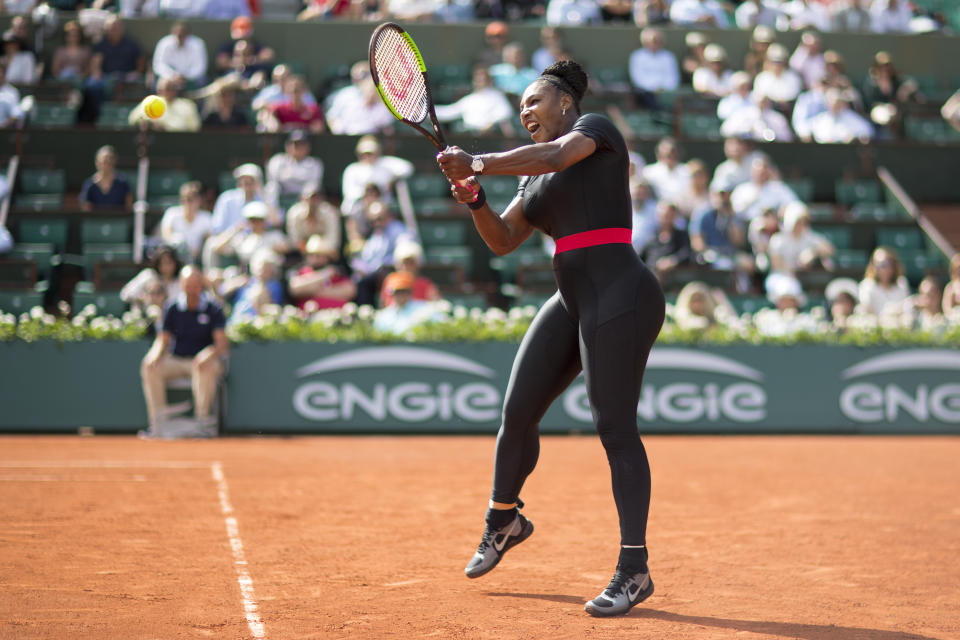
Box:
[437,60,666,617]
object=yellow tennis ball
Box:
[143,95,166,119]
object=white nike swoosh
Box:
[493,533,508,552]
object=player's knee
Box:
[596,423,641,453]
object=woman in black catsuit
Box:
[437,60,665,618]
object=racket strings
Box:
[373,28,429,123]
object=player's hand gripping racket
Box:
[369,23,472,191]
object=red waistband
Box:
[554,228,632,255]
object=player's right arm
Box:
[451,177,533,256]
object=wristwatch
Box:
[470,155,485,175]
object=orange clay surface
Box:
[0,434,958,640]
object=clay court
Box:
[0,434,957,640]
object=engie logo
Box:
[292,346,501,423]
[839,350,960,423]
[563,349,767,423]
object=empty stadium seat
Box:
[0,290,44,313]
[680,113,722,140]
[16,169,66,211]
[18,218,68,248]
[833,249,869,272]
[79,244,134,278]
[419,220,468,248]
[898,249,947,281]
[835,179,881,206]
[0,258,38,288]
[875,228,926,251]
[147,170,190,209]
[814,227,852,250]
[81,219,131,245]
[490,247,550,283]
[444,292,488,309]
[806,203,835,221]
[849,203,902,221]
[30,103,78,128]
[72,291,127,317]
[784,178,814,202]
[622,111,672,138]
[96,103,135,129]
[424,246,472,273]
[8,244,56,278]
[407,174,450,201]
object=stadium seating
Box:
[147,170,190,210]
[0,258,38,289]
[18,218,68,249]
[15,169,66,211]
[96,103,135,130]
[30,103,77,128]
[0,290,44,313]
[835,179,882,206]
[71,291,127,317]
[875,228,926,252]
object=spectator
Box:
[901,275,944,329]
[689,177,750,272]
[0,219,13,255]
[630,179,659,253]
[832,0,873,31]
[862,51,919,137]
[435,0,475,22]
[140,265,228,433]
[735,0,781,29]
[669,0,730,27]
[79,145,132,212]
[373,271,440,335]
[674,281,733,330]
[869,0,913,32]
[777,0,831,31]
[215,17,273,75]
[1,30,36,85]
[767,202,835,276]
[748,206,780,271]
[628,28,679,109]
[152,22,208,87]
[90,15,143,80]
[531,26,565,72]
[51,21,91,81]
[475,21,510,67]
[218,39,269,89]
[289,235,356,310]
[600,0,634,22]
[324,61,394,135]
[268,75,326,133]
[711,136,760,192]
[825,277,860,329]
[0,63,24,126]
[761,273,809,331]
[490,43,539,98]
[340,135,414,216]
[808,88,873,144]
[633,0,671,27]
[720,91,794,142]
[941,254,960,316]
[1,0,37,15]
[129,76,201,132]
[942,89,960,134]
[680,31,708,83]
[209,163,273,240]
[676,158,712,221]
[265,130,324,208]
[753,44,803,109]
[434,66,514,136]
[789,31,826,90]
[731,156,798,221]
[380,240,440,307]
[252,64,316,114]
[792,77,829,142]
[641,137,690,205]
[285,182,341,254]
[743,25,775,79]
[208,201,290,271]
[858,246,910,316]
[225,250,284,326]
[200,78,249,129]
[121,245,183,315]
[350,201,411,306]
[545,0,602,25]
[203,0,254,19]
[716,71,753,121]
[692,44,732,98]
[641,201,690,281]
[159,181,213,264]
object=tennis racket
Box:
[369,23,470,188]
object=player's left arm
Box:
[437,131,597,180]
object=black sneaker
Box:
[584,565,654,617]
[463,512,534,579]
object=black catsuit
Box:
[490,113,665,546]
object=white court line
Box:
[0,460,210,469]
[0,474,149,482]
[211,461,266,640]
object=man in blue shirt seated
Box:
[141,265,229,435]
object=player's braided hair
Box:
[539,60,588,114]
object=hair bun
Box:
[542,60,588,103]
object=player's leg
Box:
[582,276,665,616]
[465,292,582,578]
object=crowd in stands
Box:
[0,4,958,341]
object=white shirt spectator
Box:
[735,0,781,28]
[160,0,207,16]
[791,88,828,141]
[629,48,680,93]
[858,276,910,315]
[731,179,798,221]
[546,0,603,25]
[789,46,826,89]
[231,229,288,267]
[869,0,913,32]
[0,80,19,108]
[324,84,395,135]
[768,228,831,273]
[120,0,160,16]
[642,162,691,204]
[265,152,324,202]
[693,67,733,96]
[809,108,873,143]
[2,0,38,12]
[387,0,445,20]
[717,91,752,121]
[5,52,37,85]
[160,206,213,260]
[152,33,208,82]
[712,151,762,192]
[753,68,803,104]
[669,0,730,26]
[721,102,795,142]
[777,0,831,31]
[340,155,414,215]
[0,221,11,255]
[434,87,513,133]
[211,189,266,234]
